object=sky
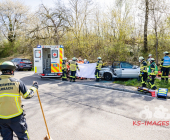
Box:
[21,0,114,11]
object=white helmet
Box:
[163,51,169,54]
[97,57,102,60]
[63,57,67,61]
[148,54,152,57]
[139,56,144,62]
[150,58,155,61]
[72,57,77,61]
[84,59,87,62]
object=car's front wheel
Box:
[104,72,112,81]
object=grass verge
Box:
[114,78,170,91]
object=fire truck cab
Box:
[33,45,64,78]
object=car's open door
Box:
[113,62,122,78]
[34,47,43,74]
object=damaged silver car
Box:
[100,61,140,81]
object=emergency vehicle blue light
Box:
[37,45,41,48]
[60,45,64,48]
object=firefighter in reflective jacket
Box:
[0,61,38,140]
[95,57,103,82]
[160,51,170,82]
[139,56,148,87]
[69,57,80,82]
[148,58,158,90]
[62,57,68,81]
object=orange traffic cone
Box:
[150,90,156,97]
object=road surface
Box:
[1,71,170,140]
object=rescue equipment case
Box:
[157,88,168,98]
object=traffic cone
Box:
[150,90,156,97]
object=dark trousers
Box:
[141,72,147,87]
[148,75,157,90]
[70,71,76,82]
[161,67,169,81]
[62,70,67,80]
[95,69,100,81]
[0,114,29,140]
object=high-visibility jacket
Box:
[148,62,158,75]
[69,61,79,71]
[160,56,170,68]
[0,75,37,119]
[96,60,103,70]
[140,60,147,73]
[62,61,66,71]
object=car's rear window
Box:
[21,59,31,63]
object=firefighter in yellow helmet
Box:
[139,56,148,87]
[95,57,103,82]
[0,61,38,140]
[68,57,80,82]
[62,57,68,81]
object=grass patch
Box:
[114,78,170,91]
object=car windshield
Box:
[121,62,133,68]
[22,59,31,63]
[113,62,120,68]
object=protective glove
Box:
[33,81,38,89]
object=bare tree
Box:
[33,2,69,45]
[0,0,29,44]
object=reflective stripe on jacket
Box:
[69,61,79,71]
[162,56,170,67]
[96,60,103,70]
[62,61,66,71]
[148,62,158,75]
[140,60,147,73]
[0,75,36,119]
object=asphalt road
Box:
[1,71,170,140]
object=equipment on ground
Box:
[34,45,64,78]
[157,88,168,98]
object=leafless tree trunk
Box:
[144,0,149,53]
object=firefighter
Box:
[62,57,68,81]
[160,51,170,82]
[84,59,89,64]
[147,54,152,66]
[0,61,38,140]
[148,58,158,90]
[69,57,80,82]
[95,57,103,82]
[139,56,147,87]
